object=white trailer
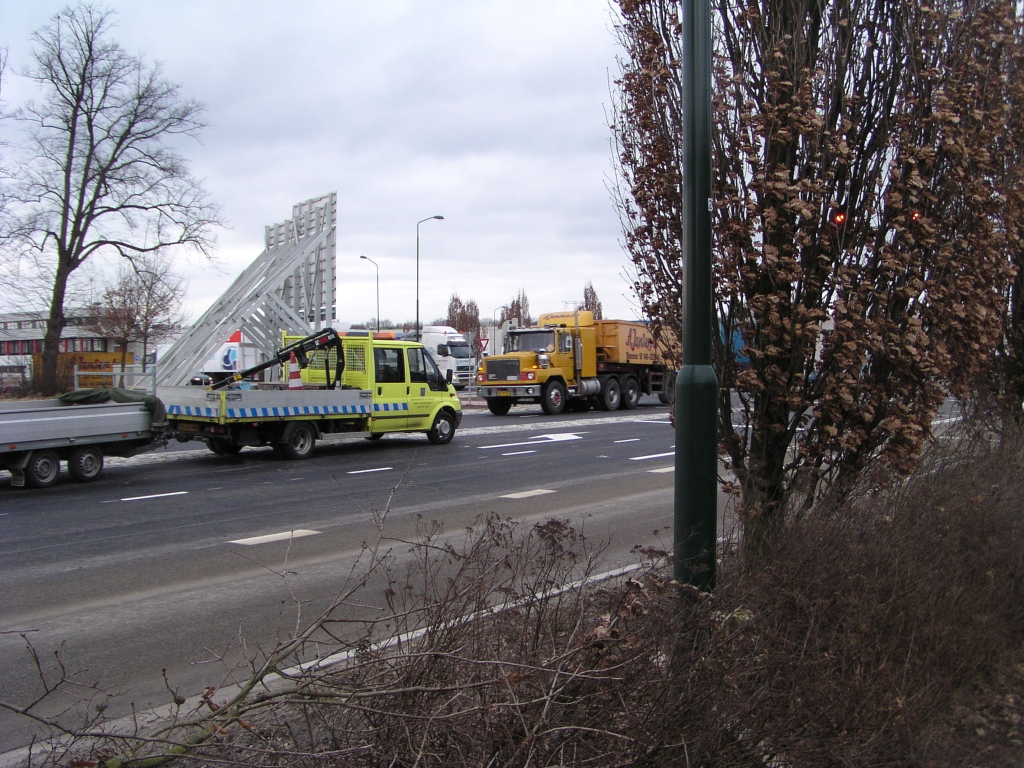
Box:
[0,397,162,488]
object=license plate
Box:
[497,389,510,396]
[178,423,201,433]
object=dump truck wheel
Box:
[620,377,640,410]
[279,422,316,460]
[427,410,456,445]
[25,450,61,488]
[68,446,104,482]
[598,377,621,411]
[486,398,512,416]
[541,380,567,415]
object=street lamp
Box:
[416,215,444,340]
[359,255,379,333]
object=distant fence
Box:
[74,364,156,394]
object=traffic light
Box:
[831,209,848,226]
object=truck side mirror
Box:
[446,369,453,385]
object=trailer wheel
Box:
[25,450,61,488]
[68,446,104,482]
[598,377,621,411]
[541,380,567,415]
[427,410,456,445]
[620,377,640,410]
[486,398,512,416]
[279,422,316,460]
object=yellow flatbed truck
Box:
[475,311,673,416]
[160,329,461,458]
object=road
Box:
[0,399,733,754]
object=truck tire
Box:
[658,372,676,405]
[278,421,316,460]
[620,376,640,410]
[208,441,243,455]
[541,380,567,415]
[68,446,104,482]
[25,450,61,488]
[486,398,512,416]
[427,410,456,445]
[598,377,621,411]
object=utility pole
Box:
[674,0,718,591]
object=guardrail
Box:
[73,365,157,394]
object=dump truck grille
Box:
[486,359,520,381]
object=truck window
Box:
[408,347,427,383]
[507,330,555,353]
[558,333,573,353]
[374,347,405,383]
[423,351,447,391]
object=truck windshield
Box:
[506,330,555,353]
[448,342,473,358]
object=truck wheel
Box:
[486,398,512,416]
[279,422,316,460]
[658,373,676,404]
[208,441,243,455]
[598,378,621,411]
[620,377,640,410]
[68,446,104,482]
[25,450,61,488]
[427,410,456,445]
[541,380,567,415]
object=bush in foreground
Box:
[13,418,1024,767]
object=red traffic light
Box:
[831,210,848,226]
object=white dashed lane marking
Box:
[480,433,585,450]
[500,489,556,500]
[502,450,536,456]
[120,491,189,502]
[629,452,675,461]
[230,529,321,546]
[347,467,393,474]
[614,438,640,443]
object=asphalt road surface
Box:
[0,398,735,755]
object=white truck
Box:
[416,326,475,390]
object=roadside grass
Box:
[8,412,1024,767]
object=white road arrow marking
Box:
[480,433,584,450]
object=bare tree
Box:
[582,280,603,319]
[445,293,485,356]
[9,4,221,394]
[91,255,186,379]
[613,0,1021,553]
[501,288,532,328]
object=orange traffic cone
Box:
[288,352,303,390]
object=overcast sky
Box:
[0,1,640,332]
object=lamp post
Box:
[415,215,444,340]
[359,255,379,333]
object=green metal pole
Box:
[674,0,717,591]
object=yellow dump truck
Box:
[475,311,674,415]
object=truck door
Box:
[372,346,410,431]
[406,346,448,429]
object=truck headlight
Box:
[537,354,550,368]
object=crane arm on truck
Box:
[211,328,345,390]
